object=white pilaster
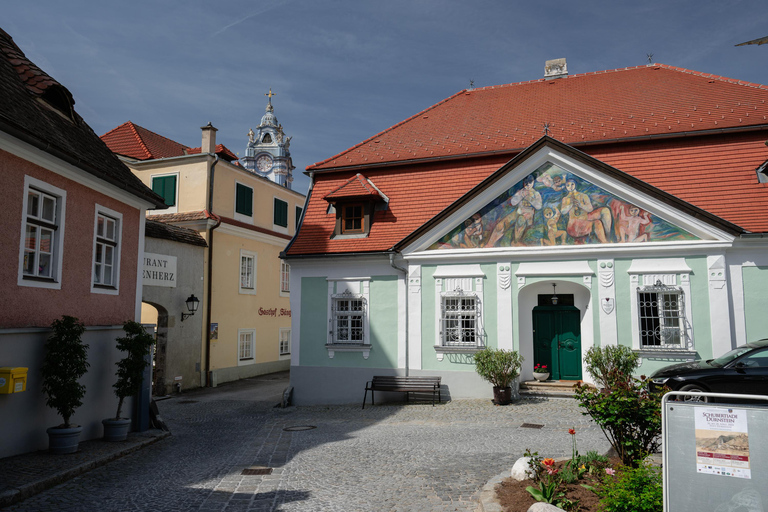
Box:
[597,259,617,347]
[707,255,733,355]
[497,263,513,350]
[407,265,422,370]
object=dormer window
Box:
[341,203,364,234]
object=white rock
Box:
[528,502,562,512]
[510,457,533,481]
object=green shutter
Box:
[274,199,288,227]
[152,175,176,207]
[295,206,303,228]
[235,184,253,216]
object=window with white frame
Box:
[279,328,291,356]
[441,291,480,347]
[330,292,366,344]
[280,260,290,294]
[433,266,486,357]
[92,209,121,290]
[637,280,685,348]
[19,177,66,288]
[239,250,257,294]
[238,329,255,365]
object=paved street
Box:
[4,374,610,512]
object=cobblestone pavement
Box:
[4,375,610,512]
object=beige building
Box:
[102,120,305,387]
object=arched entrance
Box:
[141,301,168,396]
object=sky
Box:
[5,1,768,194]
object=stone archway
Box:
[141,301,169,396]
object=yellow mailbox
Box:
[0,367,28,394]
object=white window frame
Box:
[18,176,67,289]
[637,281,686,349]
[238,328,256,365]
[279,327,291,358]
[150,172,179,214]
[239,250,257,295]
[90,204,123,295]
[280,260,290,296]
[233,180,253,224]
[433,265,486,361]
[629,263,695,356]
[326,278,371,359]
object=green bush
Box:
[597,460,663,512]
[112,321,155,420]
[575,376,665,467]
[584,345,639,389]
[473,348,523,388]
[41,316,90,428]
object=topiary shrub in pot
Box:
[41,315,90,454]
[473,348,523,405]
[103,321,154,441]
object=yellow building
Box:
[102,116,305,387]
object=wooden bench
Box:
[362,376,442,409]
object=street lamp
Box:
[551,284,558,305]
[181,294,200,321]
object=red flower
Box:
[568,428,576,435]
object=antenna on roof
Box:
[469,79,474,90]
[646,53,654,64]
[543,122,551,137]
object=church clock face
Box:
[256,155,273,172]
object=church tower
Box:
[242,89,294,189]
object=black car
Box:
[648,339,768,402]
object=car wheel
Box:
[679,384,709,403]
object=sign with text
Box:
[143,253,177,287]
[695,407,750,479]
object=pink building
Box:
[0,28,165,457]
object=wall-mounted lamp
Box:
[551,284,558,305]
[181,294,200,321]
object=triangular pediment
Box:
[399,138,738,254]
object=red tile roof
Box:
[101,121,238,162]
[323,174,382,201]
[308,64,768,172]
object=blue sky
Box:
[5,1,768,194]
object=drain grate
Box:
[177,400,198,404]
[283,425,317,432]
[520,423,544,429]
[242,466,273,476]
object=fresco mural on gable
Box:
[428,162,699,249]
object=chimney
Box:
[544,58,568,79]
[201,122,218,154]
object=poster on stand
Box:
[694,407,750,479]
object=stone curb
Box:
[0,431,171,508]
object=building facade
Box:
[0,28,166,457]
[102,119,305,387]
[284,63,768,404]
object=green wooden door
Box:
[533,306,582,380]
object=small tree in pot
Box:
[103,321,154,441]
[473,348,523,405]
[41,315,90,453]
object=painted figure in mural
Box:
[487,174,542,246]
[451,213,486,248]
[541,206,567,246]
[618,206,652,242]
[536,173,565,191]
[560,178,613,243]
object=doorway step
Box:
[519,380,584,398]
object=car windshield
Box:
[711,346,754,367]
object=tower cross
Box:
[265,88,276,101]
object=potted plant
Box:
[41,315,90,454]
[103,321,154,441]
[533,363,550,381]
[473,347,523,405]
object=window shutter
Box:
[236,184,253,216]
[274,199,288,227]
[152,176,176,207]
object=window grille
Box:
[440,289,482,347]
[329,290,366,344]
[637,280,685,348]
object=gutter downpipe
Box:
[389,252,409,377]
[205,154,220,387]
